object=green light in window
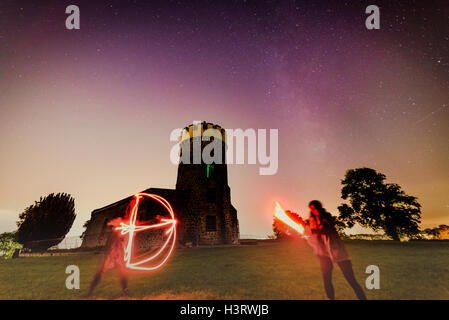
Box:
[207,164,214,178]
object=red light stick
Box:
[274,201,305,236]
[115,193,177,271]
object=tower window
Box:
[206,215,217,231]
[206,188,216,203]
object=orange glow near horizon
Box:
[115,193,177,271]
[274,201,305,236]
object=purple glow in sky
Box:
[0,0,448,238]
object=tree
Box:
[422,228,439,239]
[272,219,286,239]
[80,219,90,240]
[337,168,421,241]
[437,225,449,239]
[422,225,449,240]
[16,193,76,251]
[0,232,22,259]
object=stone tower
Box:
[176,122,239,245]
[81,121,239,248]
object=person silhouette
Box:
[289,200,366,300]
[83,217,129,298]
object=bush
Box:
[0,232,22,259]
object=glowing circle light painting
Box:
[115,193,178,271]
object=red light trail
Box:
[273,201,305,236]
[115,193,177,271]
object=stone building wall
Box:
[81,122,239,248]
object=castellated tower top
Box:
[180,122,227,144]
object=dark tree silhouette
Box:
[80,219,90,240]
[16,193,76,251]
[337,168,421,241]
[272,219,286,239]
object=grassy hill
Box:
[0,240,448,299]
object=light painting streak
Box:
[274,201,305,236]
[115,193,177,271]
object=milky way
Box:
[0,0,448,237]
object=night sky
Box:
[0,0,448,238]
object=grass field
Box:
[0,240,448,300]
